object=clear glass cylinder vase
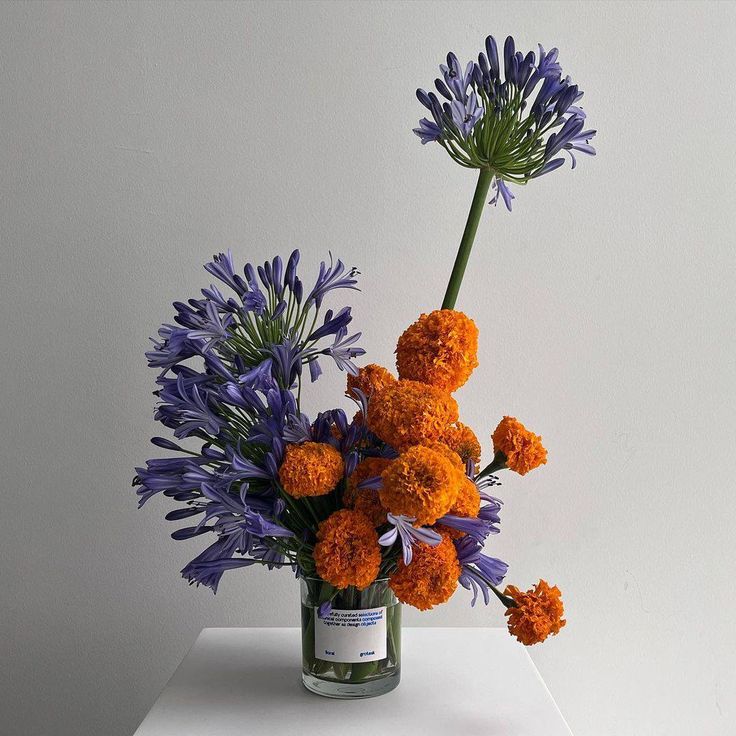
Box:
[300,577,401,698]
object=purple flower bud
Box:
[285,249,300,290]
[485,35,499,79]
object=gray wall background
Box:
[2,1,734,734]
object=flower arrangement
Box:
[133,32,594,696]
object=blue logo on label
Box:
[360,650,375,658]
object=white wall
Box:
[1,2,734,734]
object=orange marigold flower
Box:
[346,363,396,399]
[449,475,481,517]
[389,535,461,610]
[395,309,479,392]
[421,440,465,477]
[366,379,458,450]
[278,442,344,498]
[435,475,481,539]
[379,445,460,525]
[344,457,392,526]
[314,509,382,590]
[492,416,547,475]
[442,422,482,467]
[504,580,566,645]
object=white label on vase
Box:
[314,607,387,663]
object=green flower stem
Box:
[490,583,518,609]
[475,450,507,480]
[441,168,494,310]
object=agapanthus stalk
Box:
[441,168,493,309]
[416,35,596,308]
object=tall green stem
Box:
[441,168,493,310]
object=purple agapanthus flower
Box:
[378,513,441,565]
[413,118,443,144]
[450,92,483,138]
[134,250,368,592]
[490,178,515,211]
[414,34,596,210]
[455,536,509,606]
[317,601,333,619]
[322,327,365,375]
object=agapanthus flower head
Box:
[441,422,482,469]
[366,379,458,450]
[389,534,461,610]
[396,309,479,392]
[414,35,596,209]
[504,579,566,645]
[313,509,382,590]
[346,363,396,399]
[379,444,461,525]
[492,416,547,475]
[278,441,344,498]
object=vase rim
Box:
[301,576,391,584]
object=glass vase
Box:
[300,577,401,698]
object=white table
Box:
[134,628,572,735]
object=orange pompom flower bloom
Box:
[389,535,461,610]
[344,456,392,526]
[504,580,566,645]
[421,440,465,477]
[396,309,479,392]
[492,416,547,475]
[435,475,481,539]
[442,422,482,468]
[346,363,396,399]
[379,445,461,525]
[314,509,382,590]
[448,475,481,517]
[278,441,344,498]
[366,379,458,450]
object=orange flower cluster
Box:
[346,363,396,399]
[396,309,479,391]
[366,379,458,450]
[442,422,482,468]
[344,456,391,527]
[379,445,461,525]
[492,416,547,476]
[322,309,558,634]
[314,509,382,590]
[389,535,461,610]
[278,442,344,498]
[504,580,566,645]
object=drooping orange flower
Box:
[395,309,479,392]
[367,379,458,450]
[278,442,344,498]
[389,535,461,610]
[492,416,547,475]
[504,580,566,645]
[344,456,392,526]
[314,509,382,590]
[379,445,460,525]
[346,363,396,399]
[442,422,482,468]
